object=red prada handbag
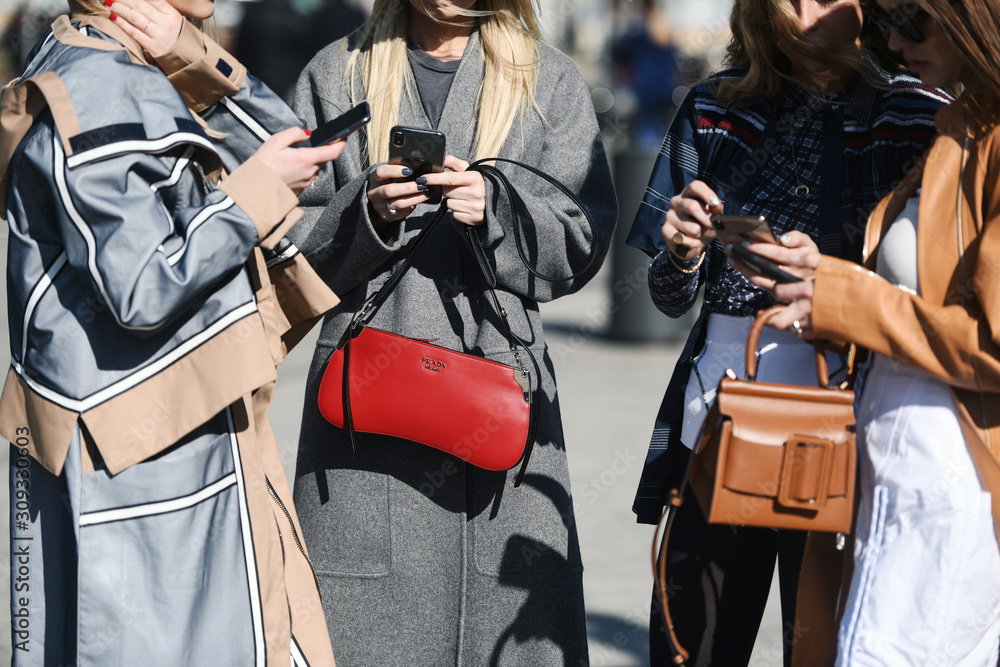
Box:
[317,158,598,486]
[317,322,538,475]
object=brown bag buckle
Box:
[778,435,834,510]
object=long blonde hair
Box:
[346,0,543,164]
[715,0,906,104]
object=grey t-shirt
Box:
[407,44,461,128]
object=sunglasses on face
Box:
[861,0,931,44]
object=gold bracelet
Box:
[668,250,706,274]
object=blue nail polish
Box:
[415,176,428,185]
[417,184,428,191]
[402,168,413,176]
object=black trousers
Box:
[650,485,807,667]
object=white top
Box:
[876,193,921,295]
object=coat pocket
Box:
[293,467,392,577]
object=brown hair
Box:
[922,0,1000,94]
[714,0,906,104]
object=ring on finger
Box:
[791,320,804,336]
[387,204,397,216]
[142,17,151,31]
[672,231,685,246]
[123,7,131,19]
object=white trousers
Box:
[837,355,1000,666]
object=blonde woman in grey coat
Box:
[289,0,617,662]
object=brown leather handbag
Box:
[689,306,857,533]
[652,306,857,665]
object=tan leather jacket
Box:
[812,93,1000,538]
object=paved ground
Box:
[0,227,784,666]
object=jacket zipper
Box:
[265,476,326,615]
[192,161,214,198]
[271,514,294,633]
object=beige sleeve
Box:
[151,20,247,112]
[217,154,302,247]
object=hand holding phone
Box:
[388,126,446,204]
[727,242,801,284]
[710,214,780,246]
[298,102,371,148]
[710,214,799,282]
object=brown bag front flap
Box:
[691,374,857,532]
[722,433,852,501]
[689,306,858,533]
[716,378,855,446]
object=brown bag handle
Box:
[745,305,830,387]
[652,430,705,666]
[652,486,690,666]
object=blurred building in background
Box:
[609,0,682,152]
[2,0,66,85]
[545,0,730,153]
[544,0,731,342]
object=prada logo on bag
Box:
[422,357,446,372]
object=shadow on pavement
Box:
[586,610,651,666]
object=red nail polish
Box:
[304,129,312,136]
[110,13,117,19]
[104,0,113,6]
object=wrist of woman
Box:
[668,249,706,274]
[156,22,244,112]
[150,19,205,73]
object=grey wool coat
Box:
[290,29,618,666]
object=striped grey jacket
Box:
[0,15,334,475]
[0,14,338,665]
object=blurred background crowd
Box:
[0,0,731,158]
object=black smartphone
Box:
[388,126,446,205]
[726,242,801,284]
[710,214,780,246]
[304,102,371,147]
